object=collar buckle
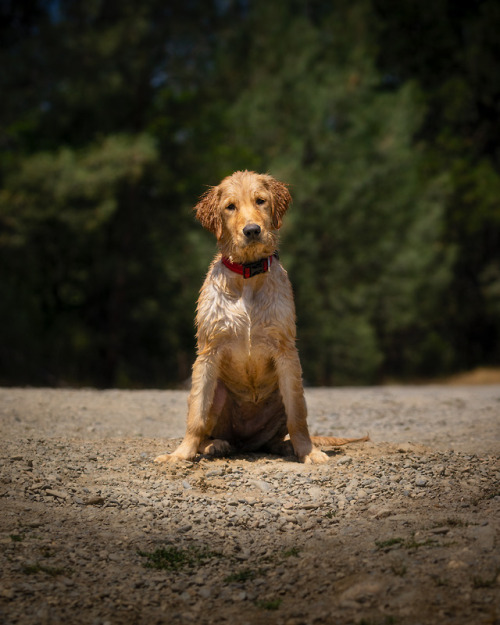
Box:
[243,257,270,278]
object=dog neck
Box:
[221,252,279,279]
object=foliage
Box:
[0,0,499,386]
[138,545,220,570]
[222,5,454,383]
[0,133,201,386]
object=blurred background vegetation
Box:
[1,0,499,388]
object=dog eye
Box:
[256,198,266,205]
[226,203,236,211]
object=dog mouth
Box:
[221,223,276,263]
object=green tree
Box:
[0,0,499,387]
[218,2,453,383]
[0,1,224,386]
[373,0,500,370]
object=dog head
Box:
[195,171,291,263]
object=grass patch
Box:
[442,518,477,528]
[404,538,437,549]
[375,538,404,549]
[282,547,301,558]
[259,545,302,566]
[224,568,264,583]
[255,598,282,611]
[472,574,497,589]
[10,534,24,542]
[376,536,436,551]
[485,491,500,500]
[22,563,67,576]
[138,545,220,571]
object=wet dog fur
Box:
[155,171,367,464]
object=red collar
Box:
[221,253,277,279]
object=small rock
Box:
[250,480,271,493]
[108,553,122,562]
[1,587,15,599]
[415,476,428,487]
[468,525,495,551]
[430,526,450,535]
[337,456,352,466]
[199,587,211,599]
[84,496,105,506]
[206,469,224,477]
[239,497,256,505]
[308,487,323,500]
[234,590,247,601]
[340,579,383,603]
[45,489,68,500]
[370,507,393,519]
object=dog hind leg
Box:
[198,438,235,456]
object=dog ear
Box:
[194,186,222,238]
[264,176,292,229]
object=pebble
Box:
[430,526,450,535]
[84,496,105,506]
[1,588,15,599]
[337,456,352,466]
[250,480,272,492]
[45,489,68,500]
[206,469,224,477]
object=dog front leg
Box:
[155,352,220,463]
[275,349,328,464]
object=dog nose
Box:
[243,223,261,239]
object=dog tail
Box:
[311,434,370,447]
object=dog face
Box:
[195,171,291,262]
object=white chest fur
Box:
[197,260,295,356]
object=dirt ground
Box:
[0,385,499,625]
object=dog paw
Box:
[299,448,329,464]
[202,439,234,457]
[154,453,175,463]
[154,452,193,464]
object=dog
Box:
[155,171,367,464]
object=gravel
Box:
[0,385,499,625]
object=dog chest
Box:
[227,282,287,347]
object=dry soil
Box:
[0,385,499,625]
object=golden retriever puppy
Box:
[155,171,367,464]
